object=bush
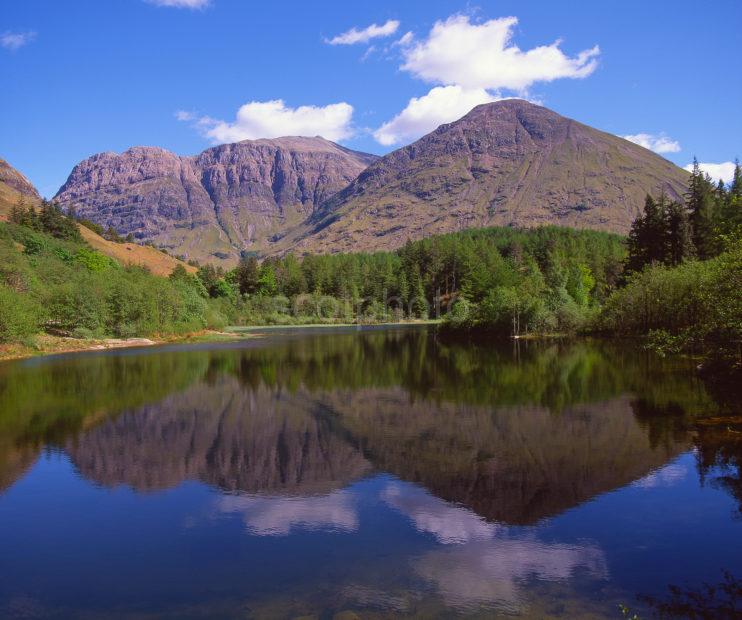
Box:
[0,285,41,343]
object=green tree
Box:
[235,255,260,295]
[686,158,717,259]
[664,200,695,266]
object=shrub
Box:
[0,285,41,343]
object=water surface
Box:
[1,327,740,618]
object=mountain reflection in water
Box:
[0,327,740,618]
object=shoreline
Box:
[0,330,245,363]
[0,321,440,363]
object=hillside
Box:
[55,137,378,265]
[284,100,689,254]
[0,158,194,277]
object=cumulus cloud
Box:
[327,19,399,45]
[373,14,599,146]
[623,133,681,154]
[684,161,737,184]
[401,15,599,92]
[146,0,210,8]
[1,31,36,51]
[374,85,498,146]
[181,99,355,143]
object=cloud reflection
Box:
[383,481,608,611]
[217,490,358,536]
[631,461,688,489]
[382,481,499,543]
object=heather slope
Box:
[286,100,689,255]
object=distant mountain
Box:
[283,99,689,255]
[54,101,690,261]
[55,137,378,264]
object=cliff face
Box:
[286,99,689,254]
[54,138,377,264]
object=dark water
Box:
[1,327,740,619]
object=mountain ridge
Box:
[55,136,378,264]
[54,101,690,262]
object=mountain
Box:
[0,157,41,208]
[55,137,378,265]
[283,99,689,255]
[0,156,194,277]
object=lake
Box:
[1,326,740,619]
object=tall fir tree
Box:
[664,200,695,266]
[626,194,668,273]
[686,158,717,259]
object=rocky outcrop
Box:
[0,157,40,202]
[287,99,690,254]
[54,138,377,264]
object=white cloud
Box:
[183,99,355,143]
[623,133,681,154]
[374,85,498,146]
[1,31,36,51]
[395,31,414,47]
[146,0,210,8]
[400,15,599,92]
[684,161,736,184]
[327,19,400,45]
[174,110,196,122]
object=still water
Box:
[0,327,740,619]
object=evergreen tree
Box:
[731,159,742,201]
[686,158,717,259]
[664,200,695,266]
[235,255,260,295]
[626,194,667,273]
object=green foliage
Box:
[0,284,41,342]
[0,217,223,342]
[597,240,742,367]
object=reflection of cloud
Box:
[415,538,608,611]
[217,490,358,536]
[383,480,607,611]
[382,482,499,543]
[632,461,688,489]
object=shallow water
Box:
[0,327,740,618]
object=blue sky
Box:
[1,0,740,197]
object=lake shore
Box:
[0,330,245,363]
[0,320,440,363]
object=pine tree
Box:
[235,255,260,295]
[731,159,742,201]
[626,194,667,273]
[664,200,695,266]
[686,158,717,259]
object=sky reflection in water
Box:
[0,327,740,618]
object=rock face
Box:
[0,157,40,201]
[54,137,377,264]
[286,99,689,255]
